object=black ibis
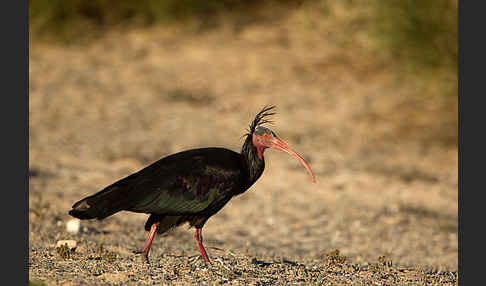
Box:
[68,105,316,263]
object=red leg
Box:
[143,222,160,263]
[194,228,210,263]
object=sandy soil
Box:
[29,5,457,285]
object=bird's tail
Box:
[68,185,129,220]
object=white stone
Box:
[66,219,80,234]
[56,240,77,250]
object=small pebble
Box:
[56,240,77,250]
[66,219,80,234]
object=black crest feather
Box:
[248,105,276,134]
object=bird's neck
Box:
[241,135,265,187]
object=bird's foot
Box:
[138,254,151,264]
[133,250,151,264]
[143,251,151,264]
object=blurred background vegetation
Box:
[30,0,457,70]
[29,0,457,147]
[30,0,278,41]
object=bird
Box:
[68,105,316,264]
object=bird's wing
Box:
[127,165,242,214]
[116,148,245,215]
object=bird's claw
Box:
[133,249,151,264]
[143,253,151,264]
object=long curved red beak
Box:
[270,138,316,183]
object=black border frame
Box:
[5,0,29,283]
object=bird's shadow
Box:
[251,257,301,267]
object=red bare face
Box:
[252,127,316,183]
